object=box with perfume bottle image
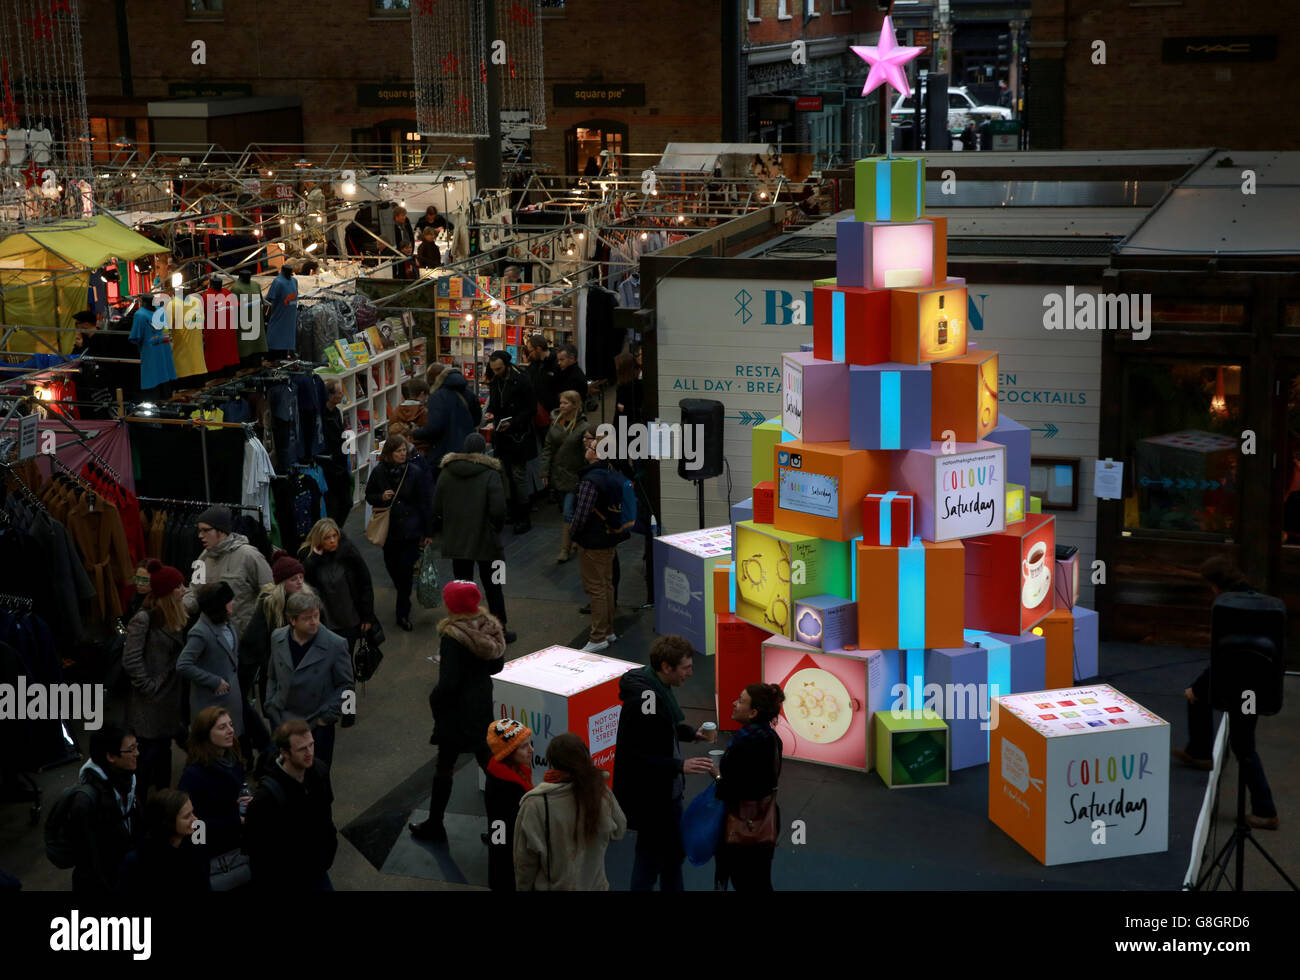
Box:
[890,279,969,364]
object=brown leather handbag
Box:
[723,734,782,847]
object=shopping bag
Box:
[680,781,727,867]
[415,543,441,609]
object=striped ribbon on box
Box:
[879,370,901,449]
[898,536,926,652]
[832,291,846,362]
[874,159,925,223]
[964,629,1012,752]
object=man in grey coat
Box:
[176,582,244,736]
[183,506,272,641]
[265,592,354,767]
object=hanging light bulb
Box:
[305,242,318,253]
[279,217,286,225]
[577,231,584,240]
[316,215,323,224]
[171,272,183,288]
[253,228,262,237]
[464,313,474,324]
[130,172,137,179]
[266,169,274,177]
[293,223,302,232]
[759,191,768,200]
[640,232,648,241]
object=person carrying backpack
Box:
[45,724,144,894]
[570,423,631,652]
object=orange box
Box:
[889,278,969,364]
[988,700,1048,861]
[931,350,999,442]
[712,563,733,615]
[856,538,965,650]
[929,216,948,283]
[772,440,889,541]
[1039,608,1075,688]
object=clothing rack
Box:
[0,458,47,513]
[137,495,264,529]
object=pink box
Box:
[782,351,850,443]
[836,218,941,291]
[892,441,1007,542]
[1054,552,1079,609]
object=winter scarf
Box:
[544,769,571,784]
[488,758,535,791]
[438,611,506,660]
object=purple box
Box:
[985,415,1031,491]
[793,594,858,651]
[964,628,1047,696]
[1073,606,1099,681]
[782,351,850,443]
[849,363,932,451]
[924,646,991,770]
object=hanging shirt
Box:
[243,435,275,531]
[201,287,241,371]
[128,305,178,390]
[265,273,299,350]
[166,294,208,379]
[228,277,268,358]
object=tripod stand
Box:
[1195,714,1297,891]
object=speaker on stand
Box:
[678,398,724,530]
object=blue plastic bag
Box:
[681,781,727,867]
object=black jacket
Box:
[526,352,559,414]
[611,667,697,830]
[554,362,589,402]
[320,406,347,478]
[716,725,783,808]
[572,463,628,550]
[484,760,531,892]
[244,759,338,890]
[365,459,433,542]
[177,759,245,858]
[302,535,374,632]
[429,614,506,753]
[486,365,538,462]
[413,370,477,465]
[65,762,144,894]
[433,452,506,561]
[117,836,210,895]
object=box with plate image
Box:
[989,684,1169,865]
[762,637,885,772]
[651,526,733,656]
[930,350,999,441]
[733,521,851,640]
[874,709,950,788]
[772,440,889,541]
[964,513,1056,636]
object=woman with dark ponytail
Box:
[513,733,626,890]
[715,682,785,891]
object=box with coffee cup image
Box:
[963,513,1057,635]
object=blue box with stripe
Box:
[848,362,932,451]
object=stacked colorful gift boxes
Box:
[709,155,1099,783]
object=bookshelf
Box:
[316,330,427,504]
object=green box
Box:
[874,709,950,788]
[733,521,851,640]
[752,416,788,486]
[1029,495,1043,514]
[854,156,925,223]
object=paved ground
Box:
[2,501,1295,891]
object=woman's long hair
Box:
[185,707,242,768]
[259,580,321,629]
[142,788,190,842]
[299,518,341,558]
[145,590,188,635]
[545,733,608,845]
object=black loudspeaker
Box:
[678,398,724,480]
[1209,591,1286,716]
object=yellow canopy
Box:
[0,214,168,356]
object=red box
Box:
[716,613,769,730]
[963,513,1057,635]
[753,481,775,524]
[813,285,892,365]
[860,492,914,547]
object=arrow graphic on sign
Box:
[725,410,766,426]
[1030,423,1059,438]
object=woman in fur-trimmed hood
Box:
[410,580,506,844]
[432,433,513,637]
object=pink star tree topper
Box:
[851,16,924,99]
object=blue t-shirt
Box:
[265,274,299,350]
[128,306,178,389]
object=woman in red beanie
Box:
[122,560,188,790]
[410,580,506,844]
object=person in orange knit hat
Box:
[484,718,533,891]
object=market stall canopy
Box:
[658,142,776,176]
[0,214,167,355]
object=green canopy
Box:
[0,214,167,355]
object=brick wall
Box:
[82,0,723,171]
[1031,0,1293,150]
